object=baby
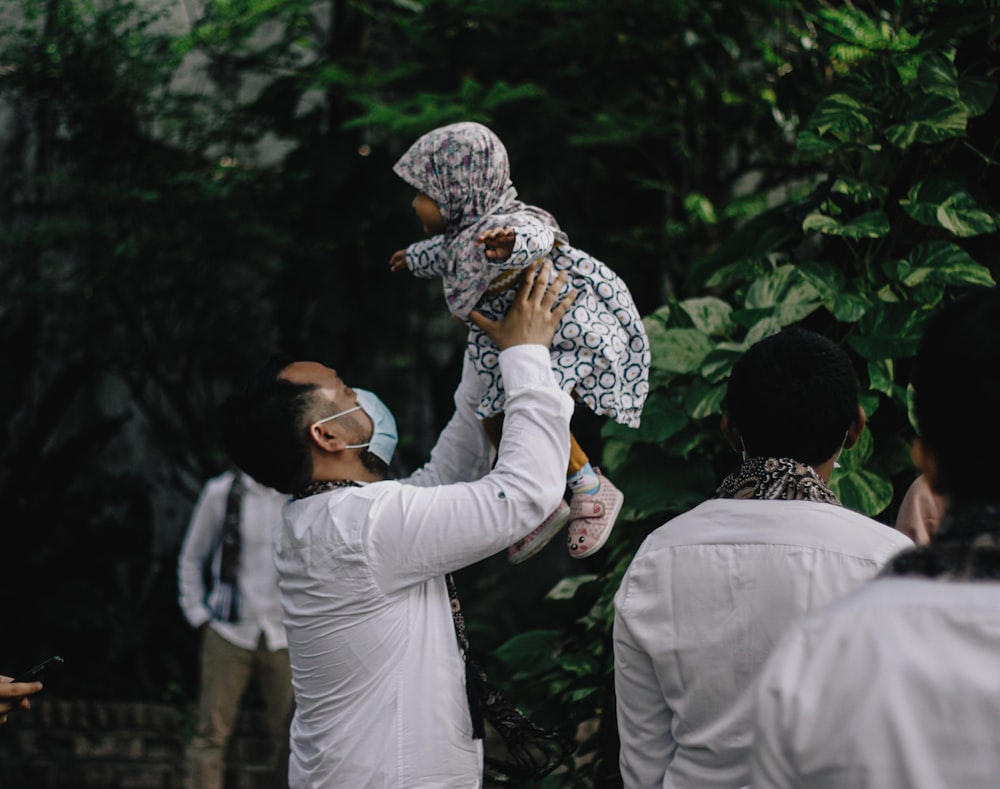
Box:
[390,122,649,562]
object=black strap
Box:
[446,573,572,779]
[211,472,244,623]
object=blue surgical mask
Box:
[313,388,398,465]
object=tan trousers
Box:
[186,626,294,789]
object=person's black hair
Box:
[219,352,318,494]
[725,326,858,466]
[912,287,1000,503]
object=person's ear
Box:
[308,422,351,453]
[842,404,866,450]
[720,412,741,453]
[912,437,944,494]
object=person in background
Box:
[613,326,912,789]
[895,471,946,545]
[751,287,1000,789]
[178,469,293,789]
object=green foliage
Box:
[489,2,999,784]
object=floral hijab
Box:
[393,122,568,318]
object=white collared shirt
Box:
[177,470,289,651]
[752,576,1000,789]
[277,345,572,789]
[613,498,913,789]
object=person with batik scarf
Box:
[389,121,650,564]
[613,326,912,789]
[751,287,1000,789]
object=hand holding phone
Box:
[12,655,64,683]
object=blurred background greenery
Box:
[1,0,997,784]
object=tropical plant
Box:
[489,1,999,784]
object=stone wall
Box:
[0,698,280,789]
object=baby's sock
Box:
[568,462,601,496]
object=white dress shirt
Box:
[178,470,288,651]
[277,344,573,789]
[752,576,1000,789]
[613,498,912,789]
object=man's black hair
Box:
[912,287,1000,503]
[725,326,858,466]
[219,353,318,494]
[219,353,390,494]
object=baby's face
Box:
[412,191,445,235]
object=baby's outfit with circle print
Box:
[394,122,649,427]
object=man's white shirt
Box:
[178,470,288,650]
[613,497,912,789]
[752,576,1000,789]
[277,345,572,788]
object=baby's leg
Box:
[567,436,600,495]
[481,414,504,451]
[484,413,572,564]
[566,439,624,560]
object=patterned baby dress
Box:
[394,122,649,428]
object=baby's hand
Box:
[389,249,409,272]
[476,227,516,261]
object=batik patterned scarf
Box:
[715,456,842,505]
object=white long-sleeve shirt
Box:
[752,576,1000,789]
[277,344,572,789]
[177,470,288,651]
[613,498,912,789]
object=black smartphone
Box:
[12,655,64,683]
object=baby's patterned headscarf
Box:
[393,122,569,318]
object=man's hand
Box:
[476,227,515,261]
[468,260,576,350]
[389,249,409,272]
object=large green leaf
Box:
[680,296,735,336]
[896,241,995,288]
[651,328,714,373]
[915,51,960,100]
[493,629,561,673]
[604,390,689,443]
[803,209,890,238]
[832,293,869,322]
[816,6,919,53]
[937,192,999,237]
[867,358,894,397]
[613,448,716,520]
[685,379,726,419]
[744,265,823,311]
[700,343,745,384]
[900,180,998,236]
[885,93,968,147]
[831,467,895,516]
[808,93,875,139]
[743,316,783,346]
[848,301,929,360]
[959,76,998,117]
[830,428,894,515]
